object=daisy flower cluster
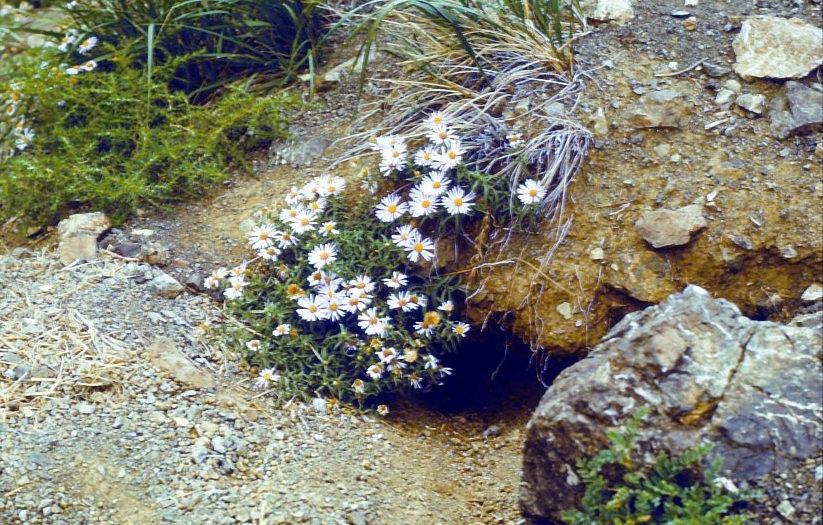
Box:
[209,173,471,405]
[0,82,34,159]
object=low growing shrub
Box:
[213,114,550,407]
[564,410,757,525]
[0,44,300,228]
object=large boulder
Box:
[520,286,822,522]
[732,16,823,79]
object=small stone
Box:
[113,241,143,259]
[800,284,823,303]
[723,79,742,93]
[580,0,634,23]
[238,219,255,234]
[556,302,573,320]
[733,16,823,79]
[483,425,502,439]
[683,16,697,31]
[191,445,209,464]
[147,271,184,299]
[627,89,689,128]
[173,416,191,428]
[684,0,698,5]
[76,402,95,415]
[776,499,795,519]
[715,88,736,108]
[57,212,111,264]
[635,205,707,248]
[211,436,229,454]
[671,10,690,17]
[589,247,605,261]
[702,62,730,77]
[730,234,753,251]
[735,93,765,115]
[347,511,368,525]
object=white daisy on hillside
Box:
[308,242,338,269]
[442,186,475,215]
[452,322,471,338]
[438,300,454,314]
[272,324,291,337]
[408,293,428,309]
[258,245,281,261]
[379,155,407,177]
[375,193,408,223]
[376,404,390,416]
[387,291,418,312]
[426,111,448,129]
[433,139,463,172]
[317,175,346,196]
[255,368,281,389]
[419,172,450,196]
[392,225,419,248]
[245,339,261,352]
[405,234,435,263]
[204,268,229,289]
[366,363,383,380]
[376,346,399,365]
[78,37,98,54]
[344,290,372,313]
[358,307,390,337]
[371,135,402,152]
[426,124,458,145]
[223,278,247,300]
[349,275,376,294]
[423,354,439,370]
[352,378,366,393]
[517,179,546,205]
[296,294,328,322]
[248,224,277,250]
[409,188,439,217]
[275,230,298,248]
[382,271,407,289]
[413,146,438,168]
[289,210,317,235]
[79,60,97,72]
[319,221,339,237]
[306,198,327,214]
[320,291,347,321]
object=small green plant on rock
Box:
[563,409,757,525]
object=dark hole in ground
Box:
[405,322,579,417]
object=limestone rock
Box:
[147,338,216,389]
[626,89,689,128]
[581,0,634,24]
[801,283,823,303]
[57,212,111,264]
[520,286,823,522]
[769,82,823,139]
[733,16,823,79]
[147,271,184,298]
[735,93,765,115]
[635,204,707,248]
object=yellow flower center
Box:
[454,197,463,206]
[528,188,538,197]
[387,204,397,213]
[447,151,457,160]
[308,304,318,313]
[414,242,424,253]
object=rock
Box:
[147,338,216,389]
[556,302,573,320]
[113,241,143,259]
[270,137,332,167]
[147,271,184,298]
[634,204,707,248]
[733,16,823,79]
[735,93,765,115]
[769,82,823,139]
[520,286,823,522]
[580,0,633,23]
[777,499,796,519]
[626,89,689,128]
[76,402,95,415]
[589,247,605,261]
[702,62,730,77]
[57,212,111,264]
[715,88,736,108]
[801,283,823,303]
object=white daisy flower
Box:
[409,374,424,389]
[408,293,428,309]
[423,354,439,370]
[371,135,402,152]
[392,224,419,248]
[248,224,277,250]
[289,210,317,235]
[57,33,77,52]
[387,291,418,312]
[358,307,390,336]
[366,363,383,380]
[376,404,390,416]
[255,368,281,389]
[379,155,407,177]
[426,111,448,130]
[433,139,463,172]
[375,193,408,223]
[507,132,524,147]
[306,198,327,214]
[65,66,80,75]
[275,230,298,248]
[413,146,438,168]
[319,221,339,237]
[409,188,439,217]
[344,291,371,313]
[442,186,475,215]
[317,175,346,196]
[426,124,458,145]
[273,324,291,337]
[383,271,407,289]
[453,322,471,338]
[258,246,281,261]
[376,346,399,364]
[419,172,450,196]
[405,234,435,263]
[66,1,78,9]
[517,179,546,205]
[245,339,261,352]
[320,291,347,322]
[438,300,454,313]
[349,275,376,294]
[296,294,328,322]
[79,60,97,72]
[78,37,98,54]
[223,278,247,300]
[229,263,248,280]
[308,242,338,269]
[352,378,366,393]
[279,206,301,223]
[204,267,228,289]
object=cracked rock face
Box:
[733,16,823,79]
[520,285,823,523]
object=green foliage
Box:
[564,409,757,525]
[0,45,300,228]
[53,0,326,99]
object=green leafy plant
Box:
[0,44,300,229]
[37,0,327,99]
[563,409,757,525]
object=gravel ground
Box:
[0,249,529,525]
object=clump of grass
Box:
[0,44,300,230]
[564,409,758,525]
